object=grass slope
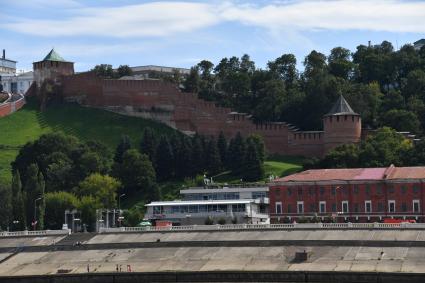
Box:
[0,101,176,183]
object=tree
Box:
[358,127,412,167]
[319,144,360,168]
[11,171,26,230]
[75,173,121,209]
[77,195,100,232]
[175,136,193,178]
[205,138,222,175]
[381,109,421,133]
[253,79,286,122]
[24,164,44,229]
[45,191,79,230]
[118,149,158,202]
[328,47,354,80]
[268,54,298,87]
[117,65,133,78]
[190,134,205,176]
[140,127,158,165]
[303,50,328,80]
[246,135,266,163]
[217,132,227,168]
[0,183,12,231]
[92,64,114,78]
[228,133,246,175]
[36,172,46,230]
[184,66,200,93]
[114,135,131,163]
[155,136,174,180]
[241,140,264,182]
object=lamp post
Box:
[33,197,42,230]
[118,193,126,211]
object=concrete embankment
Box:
[1,271,425,283]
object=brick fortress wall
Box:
[61,72,359,157]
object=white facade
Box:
[180,186,268,201]
[145,199,269,225]
[1,71,33,95]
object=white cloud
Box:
[3,0,425,38]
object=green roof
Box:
[43,49,66,62]
[325,95,359,116]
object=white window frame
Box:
[297,201,304,214]
[388,200,396,213]
[365,200,372,213]
[342,201,349,213]
[413,200,420,213]
[319,201,326,213]
[275,202,282,214]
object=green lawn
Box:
[0,101,176,184]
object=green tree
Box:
[381,109,421,133]
[217,132,227,168]
[228,133,246,175]
[246,135,266,163]
[190,134,205,176]
[175,136,193,178]
[268,54,298,87]
[184,66,200,93]
[0,183,12,231]
[36,172,46,230]
[118,149,158,202]
[140,127,158,165]
[319,144,360,168]
[92,64,114,78]
[155,136,174,180]
[45,191,79,230]
[205,138,222,175]
[328,47,354,80]
[11,170,26,230]
[77,195,100,232]
[75,173,121,208]
[114,135,132,163]
[358,127,412,167]
[24,164,44,229]
[241,140,264,182]
[116,65,133,78]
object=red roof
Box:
[274,165,425,182]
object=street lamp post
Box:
[33,197,42,230]
[118,193,126,211]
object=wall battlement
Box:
[58,73,362,157]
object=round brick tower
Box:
[323,95,361,155]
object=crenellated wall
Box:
[0,94,25,118]
[60,73,361,157]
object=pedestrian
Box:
[87,264,90,273]
[116,264,119,272]
[119,264,122,272]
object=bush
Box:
[231,217,237,224]
[217,218,226,225]
[204,217,214,225]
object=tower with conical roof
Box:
[33,49,74,88]
[323,95,362,154]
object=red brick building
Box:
[269,165,425,223]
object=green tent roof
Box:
[325,95,359,116]
[43,49,66,62]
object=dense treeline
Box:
[0,130,265,231]
[306,127,425,169]
[184,42,425,134]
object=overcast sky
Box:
[0,0,424,72]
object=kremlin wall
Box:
[34,50,363,157]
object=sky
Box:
[0,0,424,72]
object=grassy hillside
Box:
[0,101,176,183]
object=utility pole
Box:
[33,197,42,230]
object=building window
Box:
[401,203,407,212]
[353,185,359,194]
[378,203,384,212]
[413,185,420,194]
[342,201,349,213]
[354,203,359,213]
[320,187,325,195]
[332,203,337,212]
[288,204,292,213]
[287,188,292,196]
[388,200,396,213]
[401,185,407,194]
[309,204,315,212]
[275,202,282,214]
[319,201,326,213]
[388,184,395,194]
[309,187,314,196]
[376,184,383,195]
[365,200,372,213]
[298,187,303,196]
[297,201,304,214]
[331,187,336,195]
[365,184,370,195]
[413,200,420,213]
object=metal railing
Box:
[98,222,425,233]
[0,229,71,237]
